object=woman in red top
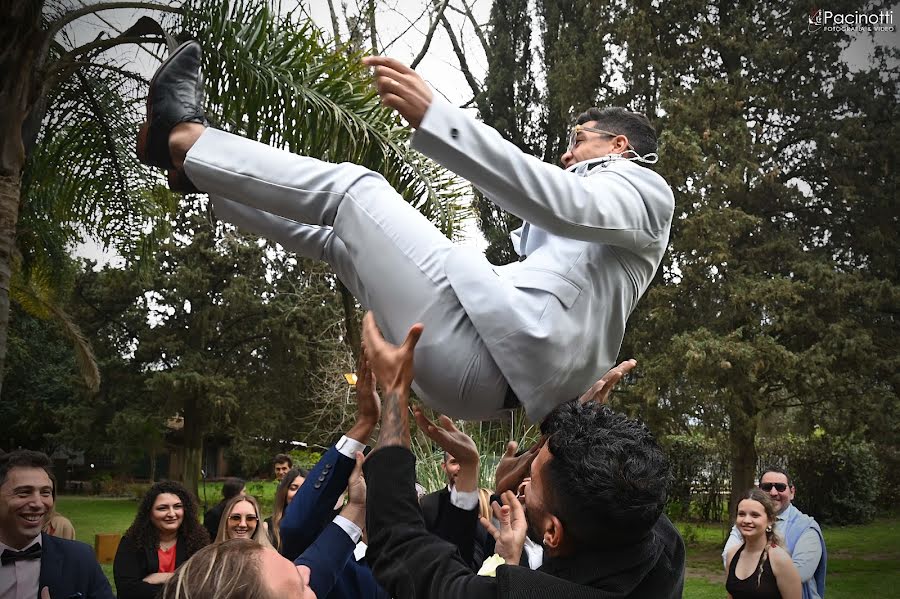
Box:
[114,481,209,599]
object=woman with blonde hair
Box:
[215,494,273,549]
[725,488,801,599]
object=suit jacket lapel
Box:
[38,533,61,597]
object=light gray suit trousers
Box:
[184,129,509,420]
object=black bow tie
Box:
[1,543,42,565]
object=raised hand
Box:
[480,491,527,566]
[577,359,637,405]
[362,56,433,129]
[362,312,424,450]
[414,408,479,492]
[494,436,546,495]
[340,451,368,531]
[346,351,380,444]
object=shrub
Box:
[788,435,879,525]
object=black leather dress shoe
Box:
[137,40,207,171]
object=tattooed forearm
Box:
[376,389,410,449]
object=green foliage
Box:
[759,433,880,525]
[662,434,729,522]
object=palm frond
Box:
[10,264,100,392]
[183,0,470,238]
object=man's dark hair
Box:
[273,453,293,467]
[758,465,792,487]
[575,107,658,157]
[540,401,669,549]
[0,450,53,488]
[221,477,245,500]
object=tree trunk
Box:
[149,448,157,482]
[181,394,203,497]
[0,1,46,397]
[728,400,759,517]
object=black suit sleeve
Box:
[113,535,163,599]
[427,490,489,571]
[364,446,498,599]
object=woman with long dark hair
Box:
[266,466,307,552]
[725,488,801,599]
[114,480,210,599]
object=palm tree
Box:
[1,0,466,397]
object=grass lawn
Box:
[56,495,900,597]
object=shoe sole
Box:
[136,40,199,170]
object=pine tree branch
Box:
[326,0,342,44]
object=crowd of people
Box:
[1,41,829,599]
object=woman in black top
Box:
[725,489,801,599]
[114,481,210,599]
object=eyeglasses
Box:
[759,482,788,492]
[566,124,632,152]
[228,514,259,523]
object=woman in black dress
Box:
[725,488,801,599]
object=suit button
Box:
[318,475,326,482]
[314,482,322,489]
[450,128,459,139]
[323,464,331,470]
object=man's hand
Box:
[362,312,423,450]
[494,437,546,495]
[347,352,380,443]
[40,588,51,599]
[362,56,433,129]
[340,451,367,530]
[577,359,637,405]
[480,491,527,566]
[414,407,479,492]
[143,572,174,584]
[361,312,422,394]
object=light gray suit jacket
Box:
[412,98,674,422]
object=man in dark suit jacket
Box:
[419,448,491,571]
[0,450,114,599]
[360,314,686,599]
[279,359,389,599]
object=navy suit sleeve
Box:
[364,447,497,599]
[280,444,356,561]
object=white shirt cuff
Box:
[333,514,363,544]
[335,435,367,459]
[450,486,480,511]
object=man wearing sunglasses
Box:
[139,43,674,424]
[722,467,827,599]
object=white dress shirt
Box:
[0,536,42,599]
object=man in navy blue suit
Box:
[278,358,389,599]
[0,450,114,599]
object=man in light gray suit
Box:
[138,42,674,423]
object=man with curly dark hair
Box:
[0,450,114,599]
[113,480,210,599]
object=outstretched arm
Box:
[361,312,498,598]
[363,56,673,250]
